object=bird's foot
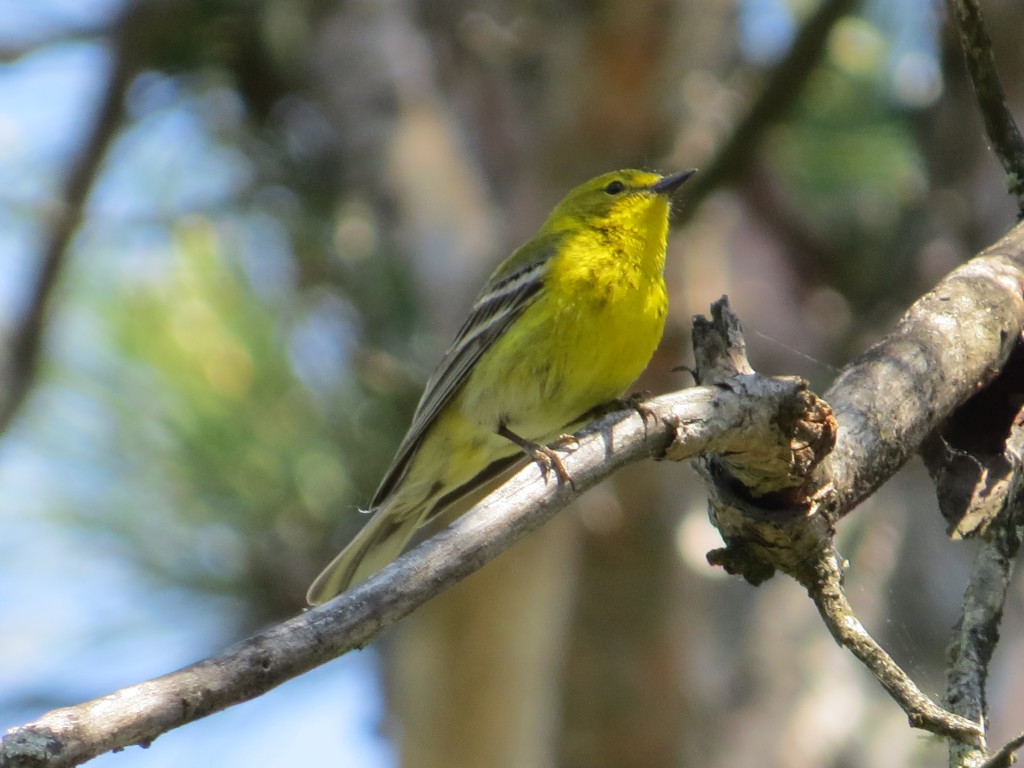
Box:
[498,424,577,490]
[528,442,576,489]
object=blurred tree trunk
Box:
[389,514,578,768]
[559,467,691,768]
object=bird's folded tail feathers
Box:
[306,505,424,605]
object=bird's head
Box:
[541,168,696,236]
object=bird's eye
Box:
[604,180,625,195]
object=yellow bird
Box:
[307,168,694,604]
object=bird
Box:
[307,167,695,605]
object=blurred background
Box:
[1,0,1022,766]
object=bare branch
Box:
[0,6,141,436]
[810,546,983,743]
[947,509,1023,764]
[824,222,1024,515]
[980,731,1024,768]
[0,378,820,768]
[948,0,1024,216]
[696,223,1024,743]
[677,0,861,222]
[694,301,979,744]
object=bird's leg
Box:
[497,423,576,490]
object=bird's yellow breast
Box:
[459,196,670,440]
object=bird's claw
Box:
[620,391,658,430]
[529,443,576,490]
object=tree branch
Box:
[691,222,1024,745]
[948,0,1024,217]
[0,5,141,437]
[0,378,820,767]
[677,0,861,223]
[692,223,1024,754]
[824,222,1024,514]
[694,302,979,744]
[693,234,1024,757]
[980,731,1024,768]
[946,496,1024,765]
[810,545,983,742]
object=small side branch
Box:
[948,0,1024,216]
[980,732,1024,768]
[809,548,983,743]
[946,515,1023,765]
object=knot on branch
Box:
[779,383,837,477]
[685,298,986,745]
[690,297,838,586]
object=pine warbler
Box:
[307,168,695,604]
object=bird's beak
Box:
[651,169,697,195]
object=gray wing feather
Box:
[369,253,550,508]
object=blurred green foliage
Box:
[95,215,422,620]
[775,62,927,307]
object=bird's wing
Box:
[369,237,559,509]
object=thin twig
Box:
[980,731,1024,768]
[947,526,1021,754]
[808,545,984,743]
[0,4,141,436]
[677,0,861,222]
[948,0,1024,217]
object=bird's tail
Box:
[306,502,424,605]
